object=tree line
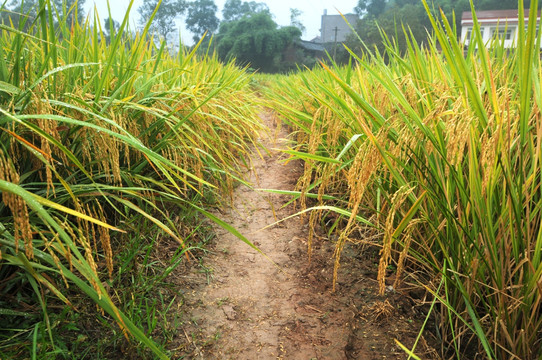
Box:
[138,0,306,72]
[341,0,542,60]
[0,0,308,73]
[3,0,536,72]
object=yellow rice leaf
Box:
[30,194,125,233]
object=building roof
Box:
[321,13,359,20]
[461,9,540,25]
[298,40,325,52]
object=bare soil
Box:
[172,112,439,359]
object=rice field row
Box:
[265,2,542,359]
[0,1,261,358]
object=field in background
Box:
[265,2,542,359]
[0,1,261,358]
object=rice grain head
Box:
[0,149,33,258]
[378,185,414,295]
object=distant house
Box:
[319,10,359,44]
[461,9,541,47]
[310,35,322,43]
[283,40,326,69]
[298,40,326,58]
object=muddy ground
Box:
[170,112,440,359]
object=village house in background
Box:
[283,39,326,69]
[316,10,359,44]
[461,9,541,47]
[284,9,359,69]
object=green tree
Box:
[53,0,86,26]
[1,0,85,30]
[343,0,542,64]
[215,12,301,72]
[289,8,305,34]
[355,0,388,17]
[185,0,219,41]
[0,0,38,28]
[103,16,119,42]
[138,0,187,40]
[222,0,269,22]
[340,0,432,62]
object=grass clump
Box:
[265,1,542,359]
[0,0,260,358]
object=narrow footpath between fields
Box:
[175,111,435,359]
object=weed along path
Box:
[176,111,430,359]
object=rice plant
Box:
[0,0,260,357]
[265,1,542,358]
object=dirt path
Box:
[175,111,435,359]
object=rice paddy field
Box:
[266,3,542,359]
[0,2,261,359]
[1,0,542,359]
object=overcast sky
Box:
[84,0,359,43]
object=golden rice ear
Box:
[296,106,324,217]
[0,148,33,258]
[388,214,424,292]
[377,185,414,295]
[94,201,114,279]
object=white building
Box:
[461,9,541,48]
